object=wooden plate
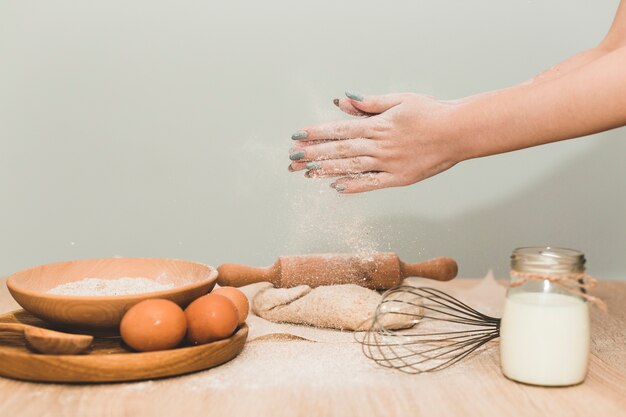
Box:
[0,310,248,383]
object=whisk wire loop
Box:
[355,285,501,374]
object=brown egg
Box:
[212,286,249,324]
[120,299,187,352]
[185,294,239,345]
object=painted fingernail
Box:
[333,98,340,107]
[345,91,363,102]
[335,184,346,192]
[291,130,308,140]
[289,151,305,161]
[306,162,321,170]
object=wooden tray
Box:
[0,310,248,383]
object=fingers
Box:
[331,172,395,194]
[288,91,408,194]
[293,163,397,194]
[289,138,375,165]
[292,118,372,142]
[333,92,405,117]
[299,156,380,177]
[344,91,405,114]
[333,98,375,117]
[292,92,404,141]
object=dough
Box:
[252,283,420,331]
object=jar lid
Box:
[511,246,586,275]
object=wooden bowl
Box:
[6,258,218,334]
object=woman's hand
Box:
[288,92,463,193]
[289,1,626,195]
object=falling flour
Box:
[47,277,174,296]
[283,182,386,256]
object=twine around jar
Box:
[510,270,607,312]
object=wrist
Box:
[440,99,482,163]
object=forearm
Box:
[454,45,626,160]
[452,47,611,110]
[527,47,612,85]
[530,0,626,85]
[459,1,626,105]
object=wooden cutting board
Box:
[0,309,248,383]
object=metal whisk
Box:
[355,285,501,374]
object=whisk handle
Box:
[399,257,458,281]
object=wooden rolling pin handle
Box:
[399,257,458,281]
[217,262,279,287]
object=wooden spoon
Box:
[0,322,93,355]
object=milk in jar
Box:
[500,247,590,386]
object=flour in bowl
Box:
[48,277,174,296]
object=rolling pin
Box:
[217,253,457,290]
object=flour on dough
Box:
[252,283,419,331]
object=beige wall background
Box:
[1,0,624,279]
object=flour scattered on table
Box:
[48,277,174,296]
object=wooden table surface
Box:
[0,277,625,417]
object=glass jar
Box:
[499,246,590,386]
